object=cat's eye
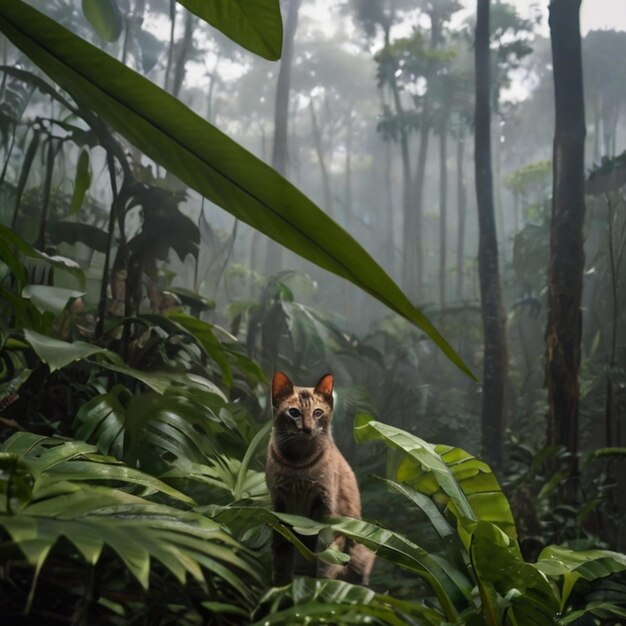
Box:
[313,408,324,418]
[287,407,301,418]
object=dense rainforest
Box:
[1,0,626,624]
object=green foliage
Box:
[258,417,626,625]
[1,2,626,624]
[504,160,551,198]
[81,0,123,42]
[0,433,263,619]
[254,577,444,625]
[177,0,283,60]
[0,0,472,378]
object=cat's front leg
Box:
[316,530,349,579]
[271,497,294,585]
[310,496,346,580]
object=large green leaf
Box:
[69,147,92,213]
[74,386,129,459]
[0,433,262,601]
[536,545,626,612]
[355,416,516,543]
[221,507,472,621]
[81,0,123,42]
[21,285,85,316]
[23,328,110,371]
[0,224,85,288]
[536,545,626,581]
[254,577,446,626]
[470,521,559,626]
[47,220,107,251]
[0,1,474,379]
[178,0,283,61]
[0,502,259,598]
[1,432,193,504]
[559,602,626,625]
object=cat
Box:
[265,371,374,586]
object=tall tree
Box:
[455,128,467,298]
[474,0,508,469]
[545,0,586,492]
[407,0,461,302]
[265,0,302,275]
[486,4,534,258]
[583,30,626,161]
[374,2,461,302]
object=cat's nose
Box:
[302,425,312,434]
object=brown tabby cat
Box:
[266,371,374,585]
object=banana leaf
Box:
[355,415,516,544]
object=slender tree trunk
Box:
[35,139,56,252]
[439,126,448,307]
[494,119,506,257]
[411,110,430,301]
[545,0,586,494]
[344,112,354,229]
[601,100,618,158]
[384,136,396,275]
[386,54,413,296]
[407,12,441,302]
[604,195,620,448]
[475,0,508,469]
[456,132,466,299]
[163,0,176,91]
[265,0,301,275]
[608,103,620,157]
[171,11,195,99]
[206,53,221,123]
[593,95,601,163]
[309,98,333,217]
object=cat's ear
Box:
[314,373,334,403]
[272,371,294,406]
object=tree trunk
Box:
[406,11,441,302]
[410,109,430,301]
[601,99,618,158]
[475,0,508,469]
[309,98,333,218]
[384,135,396,275]
[493,119,506,257]
[386,52,414,297]
[439,125,448,307]
[593,95,601,163]
[344,112,354,229]
[163,0,176,91]
[546,0,586,494]
[171,10,194,99]
[206,53,221,123]
[456,132,466,299]
[265,0,301,275]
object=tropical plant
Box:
[0,0,472,378]
[2,2,626,625]
[252,417,626,625]
[0,432,265,623]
